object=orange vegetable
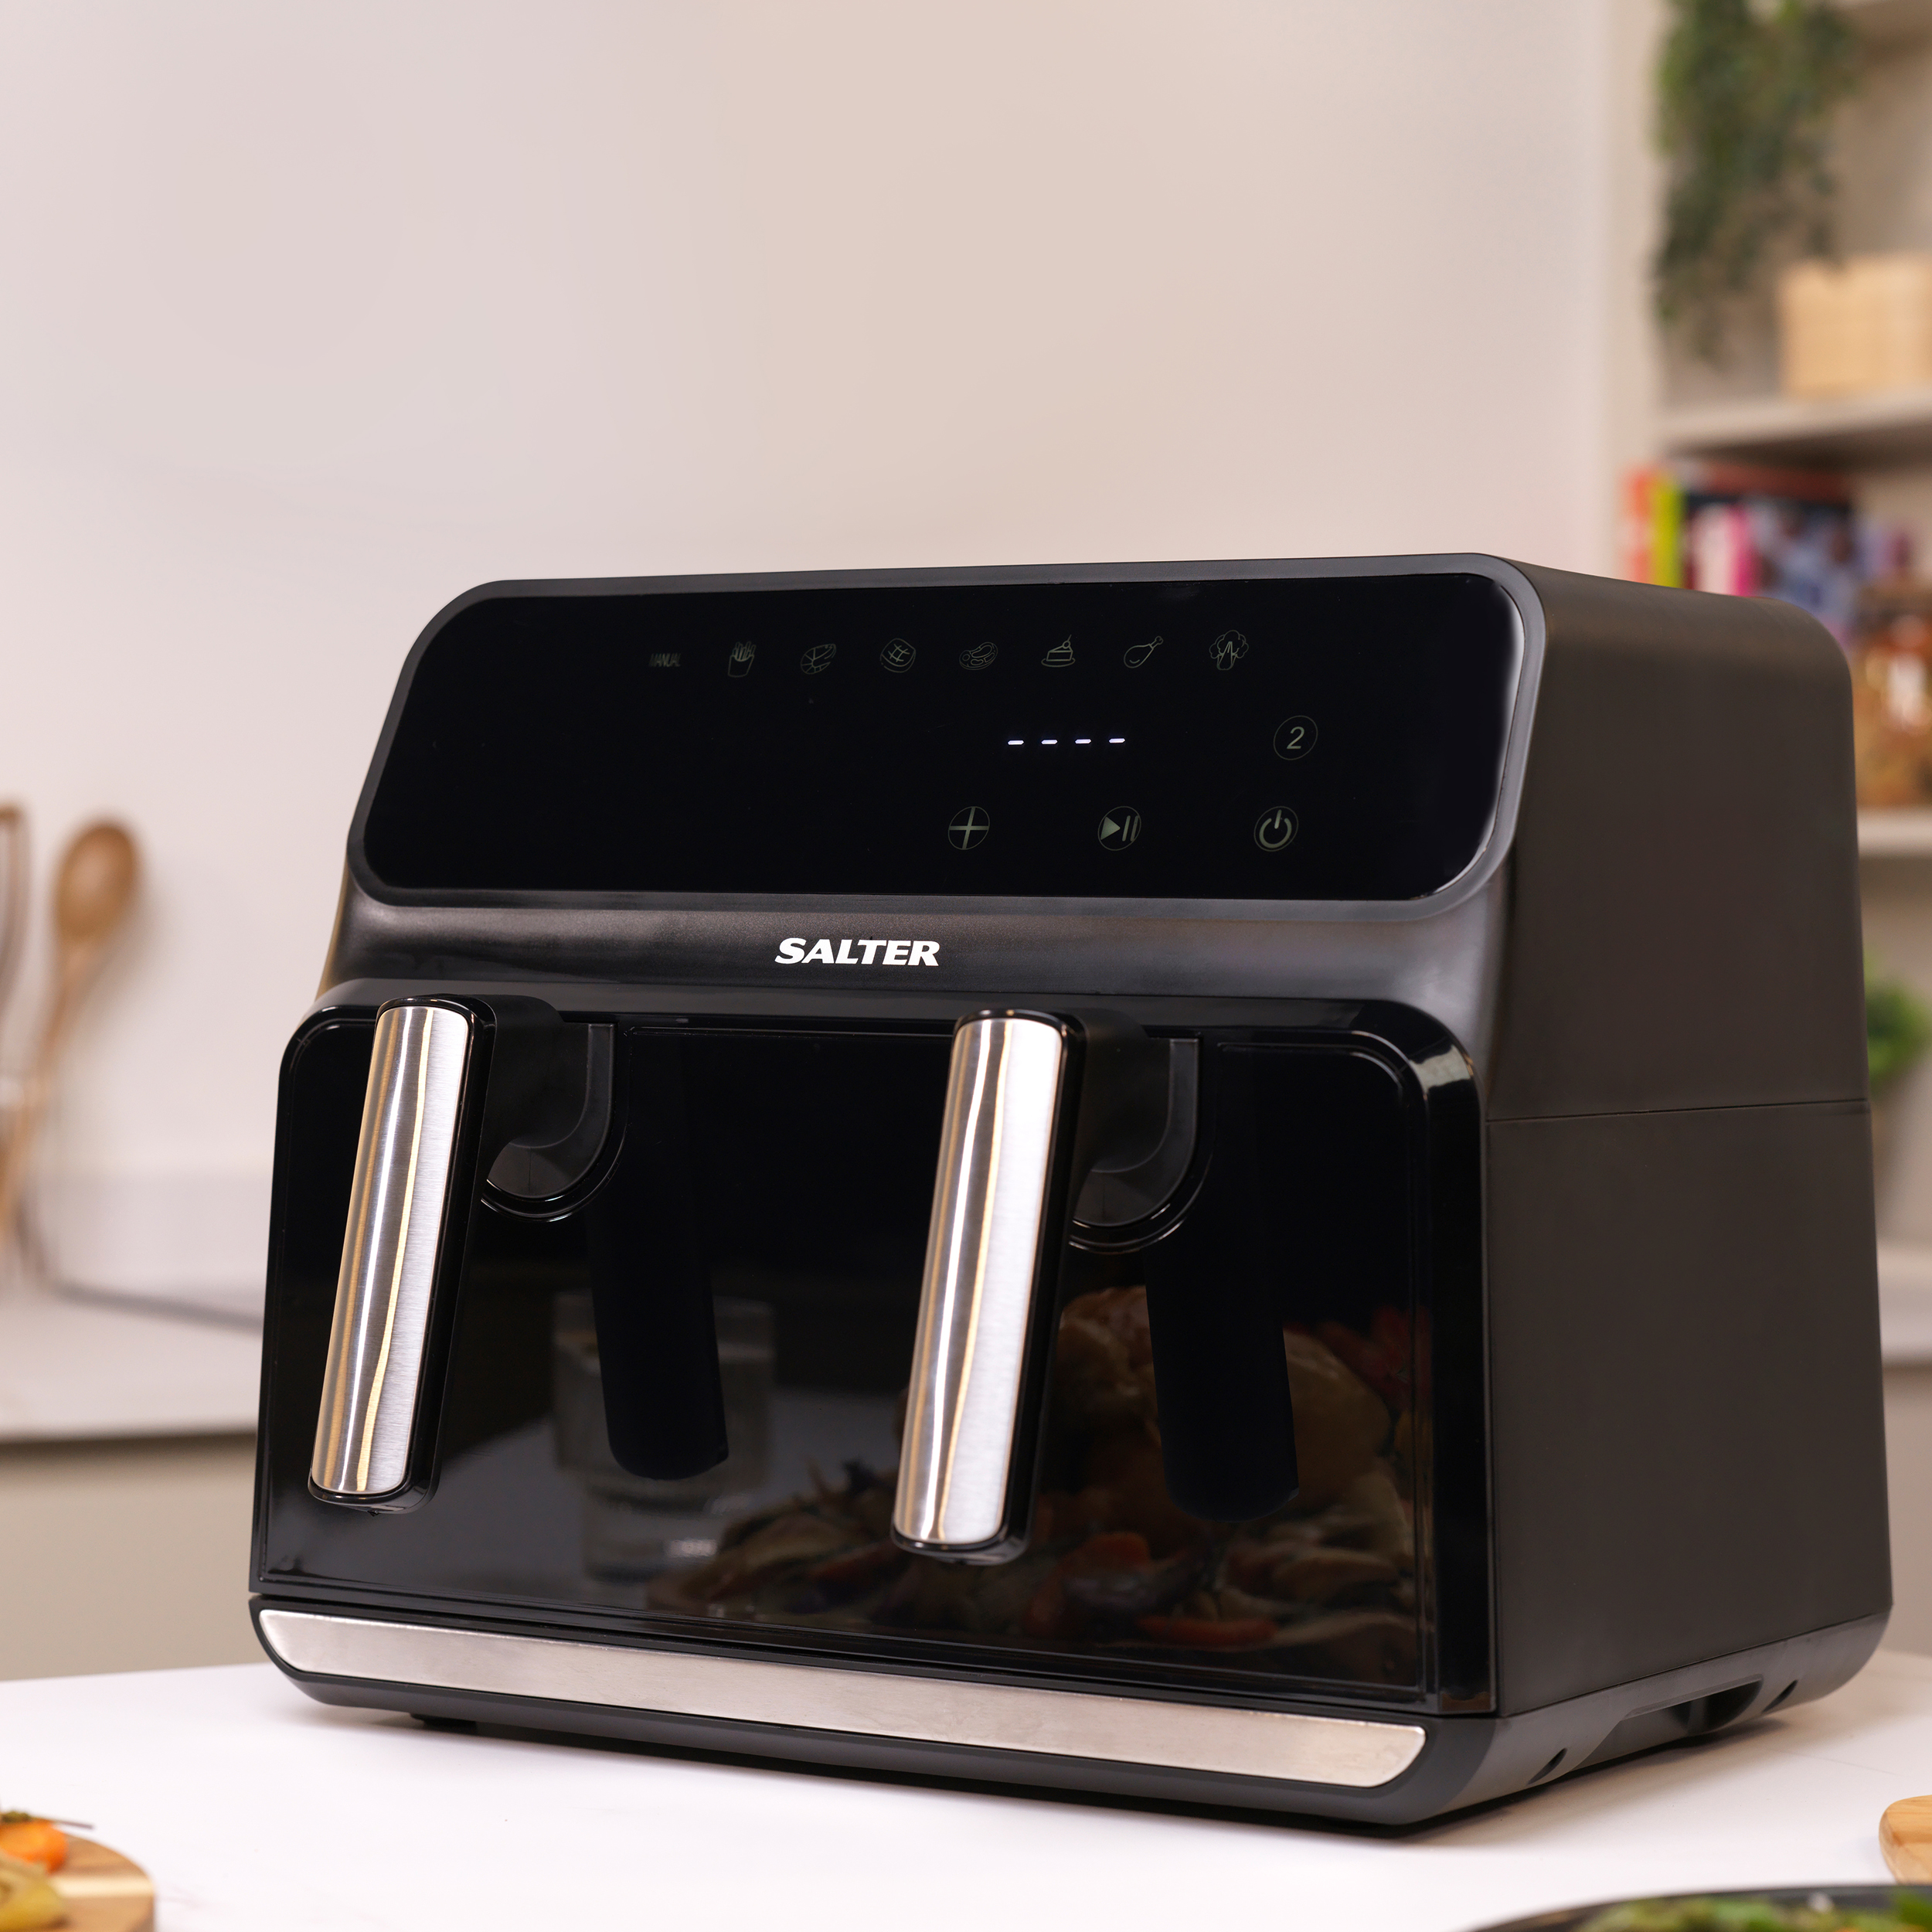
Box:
[1022,1571,1068,1638]
[801,1540,902,1588]
[1135,1615,1277,1649]
[1022,1532,1156,1638]
[1070,1532,1151,1570]
[0,1818,66,1872]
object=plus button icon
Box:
[947,806,991,850]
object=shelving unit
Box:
[1862,809,1932,854]
[1881,1239,1932,1362]
[1653,0,1932,471]
[1662,385,1932,468]
[1863,813,1932,1284]
[1848,0,1932,48]
[1636,4,1932,1291]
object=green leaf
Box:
[1869,953,1932,1094]
[1655,0,1861,360]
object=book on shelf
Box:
[1622,460,1904,646]
[1623,461,1932,809]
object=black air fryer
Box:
[251,556,1888,1822]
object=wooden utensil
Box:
[0,804,26,1041]
[0,821,139,1253]
[0,808,29,1239]
[1881,1794,1932,1880]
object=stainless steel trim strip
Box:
[257,1608,1427,1789]
[895,1015,1066,1553]
[310,1002,473,1498]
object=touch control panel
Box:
[359,571,1522,901]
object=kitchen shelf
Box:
[1861,809,1932,855]
[1659,384,1932,469]
[1883,1240,1932,1362]
[1645,4,1932,469]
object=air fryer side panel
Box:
[1485,1099,1888,1716]
[1490,566,1866,1121]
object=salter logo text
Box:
[774,938,940,967]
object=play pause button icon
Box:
[1097,807,1142,851]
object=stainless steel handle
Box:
[894,1015,1069,1557]
[311,1002,474,1500]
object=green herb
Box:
[1655,0,1861,359]
[1580,1896,1932,1932]
[1869,954,1932,1094]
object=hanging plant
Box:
[1655,0,1861,361]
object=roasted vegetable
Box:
[0,1849,62,1931]
[648,1291,1420,1685]
[0,1820,63,1874]
[1281,1329,1391,1509]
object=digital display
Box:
[359,571,1521,901]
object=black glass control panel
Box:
[360,571,1521,900]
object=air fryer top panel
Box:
[358,570,1523,904]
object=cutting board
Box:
[47,1837,154,1932]
[1884,1794,1932,1881]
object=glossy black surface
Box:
[257,1007,1476,1705]
[359,573,1521,902]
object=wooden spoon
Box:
[1881,1794,1932,1879]
[0,821,139,1254]
[0,804,26,1044]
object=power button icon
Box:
[1253,805,1298,852]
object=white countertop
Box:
[0,1286,259,1442]
[8,1649,1932,1930]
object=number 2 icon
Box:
[1273,715,1317,762]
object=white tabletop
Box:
[7,1648,1932,1930]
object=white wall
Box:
[0,0,1616,1284]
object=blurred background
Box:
[9,0,1930,1677]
